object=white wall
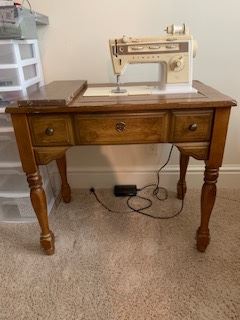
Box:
[31,0,240,188]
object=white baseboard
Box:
[65,165,240,189]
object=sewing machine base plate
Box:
[83,85,198,97]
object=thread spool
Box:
[165,24,186,35]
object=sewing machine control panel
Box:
[120,43,181,53]
[114,42,187,56]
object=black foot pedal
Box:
[114,185,137,197]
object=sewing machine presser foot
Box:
[111,75,127,94]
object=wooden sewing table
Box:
[5,80,237,255]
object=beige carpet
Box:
[0,188,240,320]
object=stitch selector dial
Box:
[170,56,184,72]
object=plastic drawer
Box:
[0,170,30,197]
[19,43,35,60]
[47,161,61,197]
[0,43,16,64]
[0,65,37,87]
[0,113,12,128]
[0,69,20,87]
[0,167,49,197]
[0,91,24,103]
[0,113,13,134]
[0,139,20,167]
[0,42,34,64]
[23,64,37,81]
[0,181,55,223]
[0,131,15,141]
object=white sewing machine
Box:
[84,24,198,97]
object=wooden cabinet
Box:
[6,80,237,255]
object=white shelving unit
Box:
[0,40,59,223]
[0,39,44,100]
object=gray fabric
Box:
[0,188,239,320]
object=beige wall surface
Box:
[31,0,240,188]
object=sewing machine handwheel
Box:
[116,122,126,132]
[189,123,198,131]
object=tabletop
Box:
[5,80,237,115]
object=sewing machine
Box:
[108,23,198,95]
[84,24,197,97]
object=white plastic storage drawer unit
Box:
[0,39,44,97]
[0,181,55,223]
[0,168,55,222]
[0,39,60,223]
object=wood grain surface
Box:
[17,80,87,107]
[6,80,237,114]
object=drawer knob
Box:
[45,127,54,136]
[189,123,198,131]
[116,122,126,132]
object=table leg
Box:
[27,171,55,255]
[11,114,55,255]
[56,154,71,203]
[197,166,219,252]
[177,153,189,200]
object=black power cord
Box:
[90,145,184,219]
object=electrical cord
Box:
[126,189,184,220]
[90,188,144,214]
[90,145,185,219]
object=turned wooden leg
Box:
[196,166,219,252]
[56,154,71,203]
[177,153,190,200]
[27,172,55,255]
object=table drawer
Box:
[170,110,213,142]
[29,115,74,146]
[75,113,169,144]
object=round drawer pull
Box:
[189,123,198,131]
[116,122,126,132]
[45,127,54,136]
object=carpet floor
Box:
[0,188,240,320]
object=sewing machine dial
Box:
[170,56,185,72]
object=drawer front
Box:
[75,113,169,144]
[29,115,74,146]
[170,110,213,142]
